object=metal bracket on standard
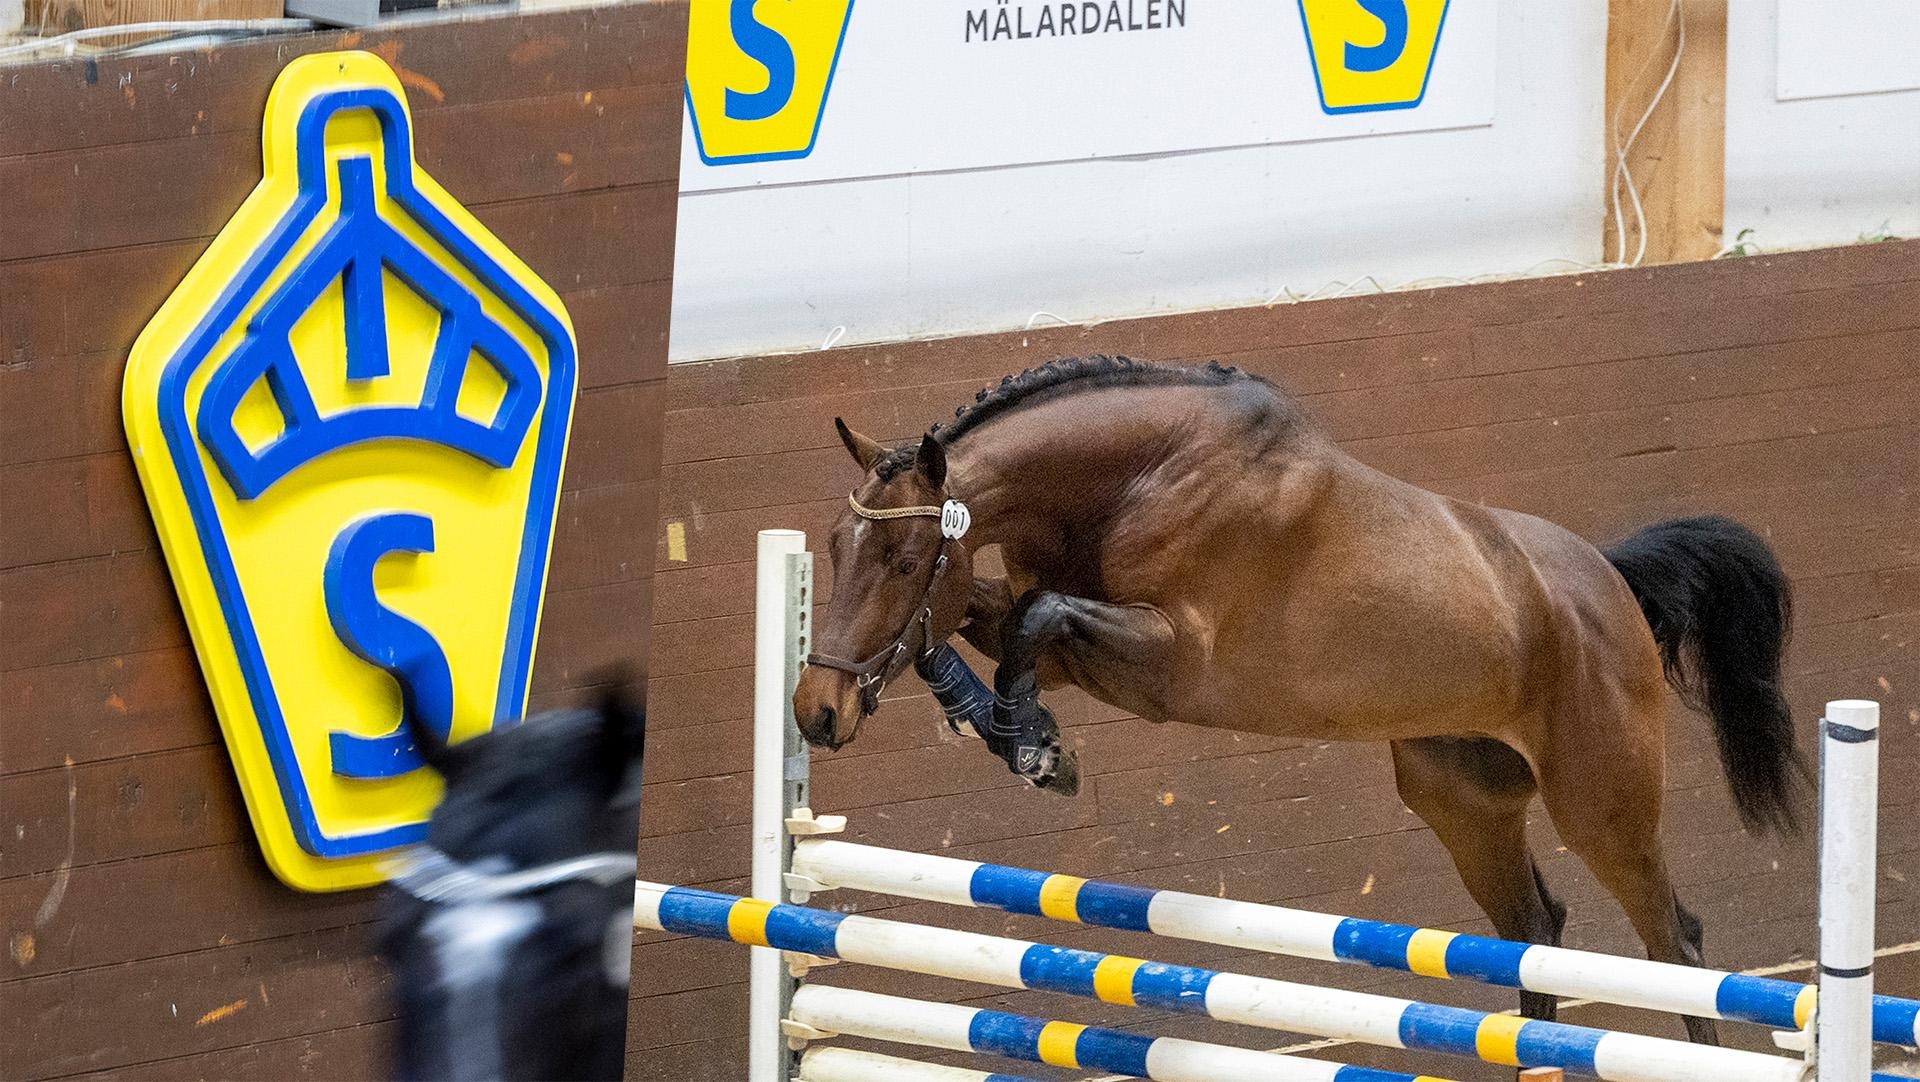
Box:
[786,807,847,835]
[1772,1003,1817,1082]
[779,1017,836,1048]
[784,807,847,902]
[1772,1000,1815,1079]
[1772,1021,1813,1054]
[782,951,838,979]
[782,872,827,903]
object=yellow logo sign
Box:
[1297,0,1449,114]
[123,51,577,892]
[685,0,856,165]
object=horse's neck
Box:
[946,408,1169,550]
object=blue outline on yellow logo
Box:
[1296,0,1450,115]
[684,0,857,166]
[124,52,577,891]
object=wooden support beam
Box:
[22,0,281,33]
[1603,0,1728,265]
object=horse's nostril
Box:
[812,707,837,744]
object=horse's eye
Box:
[894,558,918,576]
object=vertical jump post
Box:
[750,530,811,1082]
[1817,698,1880,1082]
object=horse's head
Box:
[794,419,975,751]
[380,672,646,1082]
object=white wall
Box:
[1724,1,1920,252]
[669,1,1605,362]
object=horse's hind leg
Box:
[1537,706,1720,1045]
[1392,737,1567,1024]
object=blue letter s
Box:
[324,513,455,779]
[1345,0,1408,73]
[725,0,796,121]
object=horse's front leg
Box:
[993,590,1177,796]
[955,574,1015,662]
[912,575,1014,744]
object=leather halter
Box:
[804,494,958,716]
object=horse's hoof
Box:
[1039,747,1080,797]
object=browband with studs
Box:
[849,494,971,539]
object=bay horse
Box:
[380,674,646,1081]
[792,356,1803,1045]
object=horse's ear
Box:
[590,664,647,791]
[402,695,463,779]
[915,434,947,489]
[834,418,885,472]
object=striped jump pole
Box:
[798,1047,1044,1082]
[789,984,1459,1082]
[787,836,1920,1049]
[635,881,1814,1082]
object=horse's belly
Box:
[1183,611,1526,744]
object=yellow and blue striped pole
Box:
[791,837,1920,1048]
[789,984,1457,1082]
[635,881,1817,1082]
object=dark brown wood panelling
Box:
[0,5,684,1080]
[634,242,1920,1081]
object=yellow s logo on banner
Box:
[1297,0,1449,114]
[123,52,577,892]
[685,0,856,165]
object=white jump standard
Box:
[1818,698,1883,1081]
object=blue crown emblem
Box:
[198,152,544,499]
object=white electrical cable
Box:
[0,18,314,63]
[1609,0,1687,266]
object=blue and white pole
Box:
[789,984,1457,1082]
[788,836,1920,1048]
[635,881,1813,1082]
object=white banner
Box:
[682,1,1496,191]
[1775,0,1920,101]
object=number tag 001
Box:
[940,500,971,540]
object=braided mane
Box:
[941,354,1256,441]
[872,356,1270,479]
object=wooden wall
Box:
[0,5,684,1078]
[633,241,1920,1080]
[21,0,282,34]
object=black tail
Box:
[1604,516,1808,834]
